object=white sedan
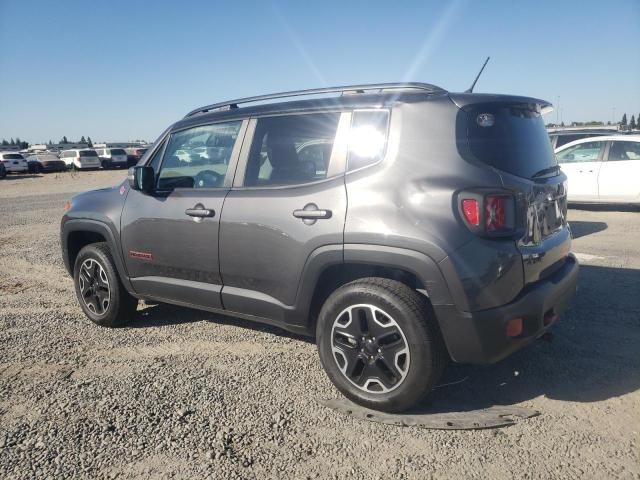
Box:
[556,135,640,205]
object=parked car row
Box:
[0,147,149,177]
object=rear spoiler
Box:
[449,93,553,115]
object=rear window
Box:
[462,103,556,178]
[110,149,126,155]
[81,150,98,157]
[2,153,24,160]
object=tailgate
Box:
[453,95,572,286]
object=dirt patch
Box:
[0,171,638,479]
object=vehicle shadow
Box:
[2,174,43,180]
[128,265,640,413]
[422,264,640,413]
[570,203,639,213]
[569,220,607,239]
[132,301,314,344]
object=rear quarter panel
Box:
[344,97,525,312]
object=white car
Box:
[0,152,29,173]
[556,135,640,205]
[59,149,101,170]
[96,148,128,169]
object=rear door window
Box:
[81,150,98,157]
[2,153,24,160]
[244,112,340,187]
[111,149,126,155]
[607,141,640,161]
[461,103,556,178]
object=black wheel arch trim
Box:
[61,218,136,296]
[289,243,461,332]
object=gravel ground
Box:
[0,171,638,479]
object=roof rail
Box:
[184,82,446,118]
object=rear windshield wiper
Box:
[531,165,560,179]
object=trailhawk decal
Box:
[128,250,153,261]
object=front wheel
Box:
[73,243,138,327]
[316,278,447,413]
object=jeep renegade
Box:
[61,83,579,412]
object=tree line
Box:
[0,136,95,148]
[620,113,638,130]
[58,136,94,147]
[0,138,29,149]
[547,113,639,130]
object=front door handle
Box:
[185,206,215,218]
[293,209,332,219]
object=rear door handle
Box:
[293,208,332,219]
[185,207,215,218]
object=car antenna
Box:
[465,56,490,93]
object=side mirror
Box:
[128,166,155,194]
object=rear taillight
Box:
[485,195,508,232]
[459,192,515,235]
[461,199,480,226]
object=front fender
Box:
[60,218,135,296]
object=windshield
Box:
[80,150,98,157]
[462,103,557,178]
[110,148,126,155]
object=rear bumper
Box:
[434,253,579,364]
[4,165,28,172]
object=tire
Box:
[73,242,138,327]
[316,278,448,413]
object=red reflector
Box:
[462,199,480,226]
[485,195,507,232]
[506,318,523,337]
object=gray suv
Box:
[61,83,579,412]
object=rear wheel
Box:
[317,278,447,412]
[73,243,138,327]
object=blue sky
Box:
[1,0,639,143]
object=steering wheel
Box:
[194,170,224,188]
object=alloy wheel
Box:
[331,304,410,393]
[78,258,111,315]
